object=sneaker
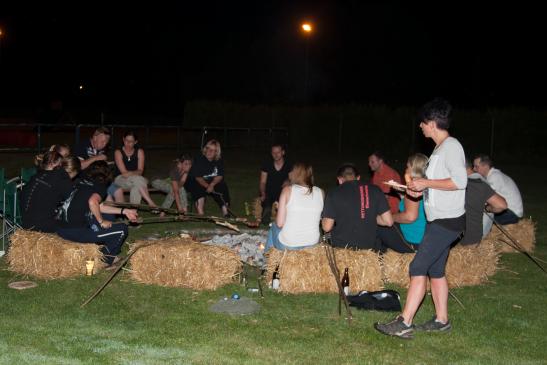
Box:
[415,316,452,332]
[374,315,414,339]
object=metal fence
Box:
[0,123,289,153]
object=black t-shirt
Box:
[261,159,292,201]
[74,139,107,161]
[460,177,496,245]
[114,148,140,177]
[58,179,107,229]
[21,168,74,232]
[190,155,225,182]
[322,180,390,250]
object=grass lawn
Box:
[1,149,546,364]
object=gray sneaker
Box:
[374,315,415,339]
[415,316,452,332]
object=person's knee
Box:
[409,257,428,277]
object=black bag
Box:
[347,290,402,312]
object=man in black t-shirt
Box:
[322,164,393,250]
[73,127,111,170]
[460,161,507,245]
[258,144,292,224]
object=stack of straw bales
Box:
[265,245,383,294]
[484,218,536,253]
[381,239,499,288]
[129,236,242,290]
[7,230,104,279]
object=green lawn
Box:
[1,149,546,364]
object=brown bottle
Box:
[341,267,350,296]
[272,265,280,290]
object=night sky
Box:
[0,1,545,115]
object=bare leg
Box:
[430,277,449,323]
[195,197,205,215]
[139,186,158,207]
[221,204,229,217]
[113,188,125,203]
[401,275,428,325]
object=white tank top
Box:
[279,185,324,247]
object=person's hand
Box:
[408,178,428,192]
[406,189,423,198]
[99,220,113,229]
[95,154,107,161]
[259,192,266,202]
[178,207,187,214]
[123,209,139,222]
[206,184,215,193]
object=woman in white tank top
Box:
[265,162,324,251]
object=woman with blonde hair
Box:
[186,139,231,216]
[376,153,429,253]
[265,162,324,251]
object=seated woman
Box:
[21,151,80,233]
[107,131,158,207]
[265,162,324,251]
[151,154,192,214]
[185,139,231,216]
[56,161,138,266]
[376,153,428,253]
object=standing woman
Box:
[109,131,158,207]
[186,139,231,216]
[375,98,467,338]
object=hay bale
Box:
[129,236,242,290]
[381,250,414,288]
[381,240,499,288]
[445,240,499,287]
[265,245,383,294]
[6,230,104,279]
[486,218,536,253]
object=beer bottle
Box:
[341,267,350,296]
[272,265,280,290]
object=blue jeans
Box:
[265,223,315,252]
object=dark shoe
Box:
[415,316,452,332]
[374,315,414,339]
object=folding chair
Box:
[1,176,24,253]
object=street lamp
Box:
[300,22,313,102]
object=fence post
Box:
[75,124,81,147]
[37,125,42,152]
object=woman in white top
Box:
[265,162,324,251]
[375,98,467,338]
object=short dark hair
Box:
[337,163,360,178]
[474,154,493,168]
[85,160,113,185]
[94,127,111,136]
[176,153,193,163]
[465,158,473,169]
[370,151,385,161]
[419,98,452,130]
[271,142,286,150]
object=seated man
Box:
[322,163,393,250]
[73,127,111,170]
[460,159,507,245]
[368,151,402,214]
[473,154,523,225]
[258,143,292,224]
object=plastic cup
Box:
[85,260,95,276]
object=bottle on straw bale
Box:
[341,267,350,296]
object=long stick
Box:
[485,213,546,274]
[80,243,152,307]
[323,235,353,324]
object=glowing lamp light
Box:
[79,85,84,90]
[302,23,312,33]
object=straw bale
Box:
[129,236,242,290]
[486,218,536,253]
[6,230,104,279]
[381,240,499,288]
[265,245,383,294]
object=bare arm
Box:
[408,177,459,192]
[376,210,393,227]
[114,150,129,176]
[171,180,184,212]
[135,149,145,176]
[79,154,107,170]
[393,196,420,224]
[275,186,291,228]
[486,193,507,213]
[322,217,335,232]
[99,203,139,221]
[195,177,209,189]
[259,171,268,201]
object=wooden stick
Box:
[323,237,353,325]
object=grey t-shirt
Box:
[424,136,467,221]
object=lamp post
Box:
[301,22,313,102]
